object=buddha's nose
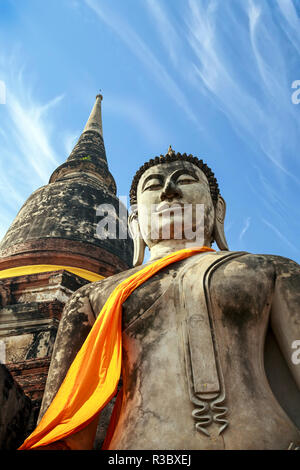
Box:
[160,180,182,201]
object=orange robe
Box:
[19,246,214,450]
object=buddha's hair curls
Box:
[129,151,220,207]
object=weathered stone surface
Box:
[7,357,51,402]
[0,95,134,449]
[67,130,107,163]
[0,270,89,363]
[93,390,119,450]
[0,268,94,431]
[0,363,32,450]
[38,282,99,419]
[38,157,300,450]
[0,271,96,448]
[40,251,300,450]
[97,253,300,449]
[0,174,133,271]
[0,238,130,278]
[265,327,300,430]
[0,96,133,274]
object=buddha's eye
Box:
[143,179,163,191]
[176,175,197,185]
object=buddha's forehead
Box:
[137,160,208,192]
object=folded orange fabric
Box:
[19,246,214,450]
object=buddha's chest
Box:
[122,253,275,335]
[121,254,274,413]
[113,255,282,449]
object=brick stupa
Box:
[0,95,133,449]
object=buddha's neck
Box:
[149,239,212,262]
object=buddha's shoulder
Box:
[67,252,299,311]
[216,251,299,273]
[73,264,146,313]
[99,265,145,289]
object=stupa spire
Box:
[83,94,103,137]
[0,91,132,276]
[66,93,107,164]
[49,94,114,190]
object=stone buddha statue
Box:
[37,149,300,450]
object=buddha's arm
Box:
[39,284,97,419]
[36,284,99,450]
[270,257,300,390]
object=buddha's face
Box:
[136,160,215,248]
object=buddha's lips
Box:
[155,202,184,213]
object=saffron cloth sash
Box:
[18,246,214,450]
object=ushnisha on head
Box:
[129,147,229,266]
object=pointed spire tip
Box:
[82,94,103,137]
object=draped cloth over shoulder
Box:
[19,246,214,450]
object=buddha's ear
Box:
[128,208,146,267]
[212,195,229,251]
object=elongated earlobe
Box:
[213,195,229,251]
[128,210,146,266]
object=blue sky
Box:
[0,0,299,263]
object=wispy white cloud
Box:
[63,94,167,151]
[261,218,299,253]
[247,0,299,177]
[185,0,265,137]
[105,94,167,145]
[85,0,199,127]
[246,167,288,222]
[0,51,64,239]
[276,0,300,54]
[184,0,300,185]
[277,0,299,28]
[63,131,79,156]
[246,167,300,256]
[7,92,63,181]
[145,0,181,67]
[239,217,251,240]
